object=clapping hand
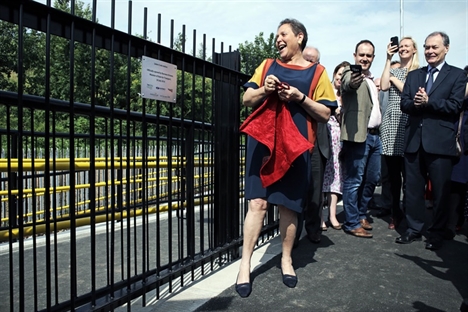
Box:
[414,87,429,106]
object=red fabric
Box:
[240,93,313,188]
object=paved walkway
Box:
[132,192,468,312]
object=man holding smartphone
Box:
[339,39,382,238]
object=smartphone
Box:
[350,64,362,75]
[390,36,399,47]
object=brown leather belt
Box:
[367,127,379,135]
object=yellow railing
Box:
[0,173,212,219]
[0,156,245,241]
[0,156,214,172]
[0,195,213,241]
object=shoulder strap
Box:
[259,58,275,87]
[309,63,325,97]
[306,64,326,152]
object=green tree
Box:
[1,0,219,150]
[173,32,213,123]
[237,32,278,121]
[0,0,147,147]
[238,32,278,75]
[0,22,18,91]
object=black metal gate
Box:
[0,1,280,311]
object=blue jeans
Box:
[342,133,381,231]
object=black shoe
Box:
[395,233,422,244]
[460,298,468,312]
[442,228,455,240]
[425,239,443,251]
[376,209,391,217]
[307,233,321,244]
[281,269,297,288]
[235,274,252,298]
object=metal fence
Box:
[0,0,280,311]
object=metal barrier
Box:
[0,1,280,311]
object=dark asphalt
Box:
[195,193,468,312]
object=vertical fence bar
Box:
[7,135,18,311]
[209,37,216,265]
[125,0,133,292]
[89,0,97,307]
[141,5,149,306]
[167,18,175,294]
[31,56,38,312]
[52,83,59,309]
[44,2,53,310]
[187,28,197,278]
[108,0,117,299]
[178,24,186,288]
[199,33,207,277]
[155,12,162,301]
[68,0,78,308]
[16,3,26,311]
[213,41,225,250]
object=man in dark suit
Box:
[464,65,468,156]
[396,31,467,250]
[295,46,330,245]
[296,122,330,244]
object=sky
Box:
[36,0,467,80]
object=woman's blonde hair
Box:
[400,36,420,73]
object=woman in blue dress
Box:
[235,18,337,297]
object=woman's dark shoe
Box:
[328,219,342,230]
[281,269,297,288]
[388,217,402,230]
[235,274,252,298]
[395,232,421,244]
[330,223,342,230]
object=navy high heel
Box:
[281,269,297,288]
[235,274,252,298]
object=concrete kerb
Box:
[119,234,284,312]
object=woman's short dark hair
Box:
[333,61,351,77]
[278,18,308,51]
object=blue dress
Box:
[243,59,337,213]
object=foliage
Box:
[0,0,157,148]
[173,32,213,123]
[237,32,279,121]
[0,0,279,150]
[238,32,278,75]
